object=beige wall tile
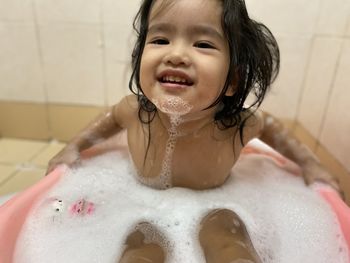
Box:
[0,138,47,164]
[0,101,50,140]
[0,102,106,141]
[31,141,66,168]
[102,0,139,86]
[261,36,312,120]
[40,24,105,106]
[49,104,104,142]
[0,0,33,22]
[105,61,131,106]
[102,0,140,24]
[298,37,342,138]
[315,0,350,36]
[347,17,350,37]
[104,23,134,105]
[103,23,135,64]
[0,23,45,103]
[0,168,45,195]
[246,0,320,36]
[0,164,16,184]
[319,39,350,171]
[34,0,100,24]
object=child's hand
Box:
[302,161,344,200]
[46,146,81,175]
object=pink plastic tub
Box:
[0,165,65,262]
[0,140,349,262]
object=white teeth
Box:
[163,75,188,84]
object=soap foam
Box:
[140,96,193,189]
[14,152,349,263]
[152,96,193,116]
[136,116,181,189]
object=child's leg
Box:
[199,209,262,263]
[118,223,166,263]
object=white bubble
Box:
[142,97,192,189]
[14,152,349,263]
[152,96,193,116]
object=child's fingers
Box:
[70,158,82,170]
[313,180,345,201]
[304,174,345,200]
[45,165,55,176]
[46,153,81,176]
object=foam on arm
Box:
[68,105,124,153]
[46,96,133,174]
[256,112,343,197]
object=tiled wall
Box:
[0,0,349,170]
[292,0,350,172]
[247,0,350,172]
[0,0,137,105]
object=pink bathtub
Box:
[0,141,349,262]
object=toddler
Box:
[48,0,342,262]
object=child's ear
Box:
[225,71,239,96]
[224,85,235,96]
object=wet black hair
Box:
[129,0,280,136]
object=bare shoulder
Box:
[239,109,264,145]
[113,95,139,129]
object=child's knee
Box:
[199,209,261,263]
[118,223,166,263]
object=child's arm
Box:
[46,96,134,174]
[246,111,343,197]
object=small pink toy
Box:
[69,199,95,216]
[46,197,65,213]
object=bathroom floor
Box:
[0,138,66,197]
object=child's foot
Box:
[118,222,166,263]
[199,209,262,263]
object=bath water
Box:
[14,151,348,263]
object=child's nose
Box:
[164,43,191,66]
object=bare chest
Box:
[127,123,238,190]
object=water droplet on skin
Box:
[265,116,274,126]
[233,219,241,227]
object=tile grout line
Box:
[0,169,20,188]
[294,35,315,124]
[294,0,324,133]
[31,0,52,138]
[315,38,345,151]
[314,1,350,152]
[99,0,109,108]
[0,139,49,192]
[27,142,51,163]
[0,139,50,174]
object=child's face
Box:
[140,0,230,117]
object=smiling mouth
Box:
[158,75,194,86]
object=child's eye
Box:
[150,39,169,45]
[194,42,216,49]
